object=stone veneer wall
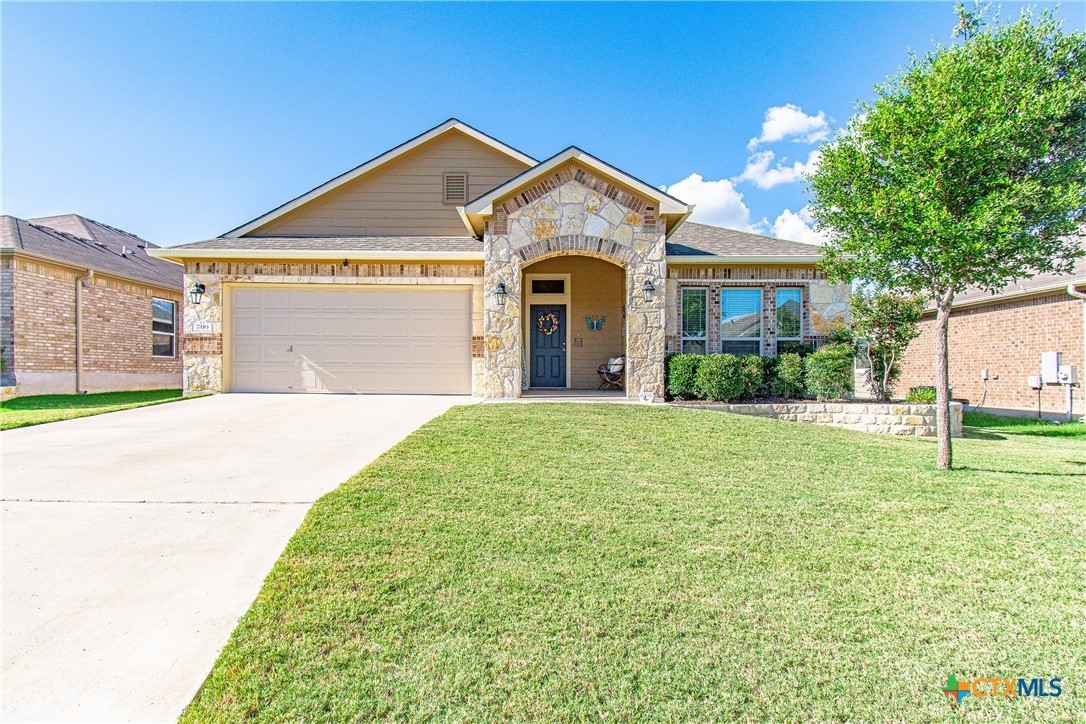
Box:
[684,401,964,437]
[181,260,483,394]
[480,164,666,399]
[666,266,851,355]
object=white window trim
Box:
[720,288,763,356]
[680,287,708,354]
[152,298,176,358]
[776,288,803,343]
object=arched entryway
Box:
[520,254,627,391]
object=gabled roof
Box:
[224,119,538,238]
[150,235,483,263]
[945,255,1084,309]
[2,214,183,289]
[665,222,822,263]
[462,146,693,235]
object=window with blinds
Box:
[721,288,762,356]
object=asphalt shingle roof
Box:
[165,223,822,259]
[665,223,821,257]
[1,214,183,289]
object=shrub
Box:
[738,355,766,398]
[804,343,855,400]
[694,354,746,402]
[905,386,938,403]
[774,353,805,398]
[776,341,816,357]
[851,291,924,401]
[666,354,703,400]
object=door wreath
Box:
[536,313,560,336]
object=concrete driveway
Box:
[1,393,472,722]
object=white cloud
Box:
[734,149,821,190]
[770,205,828,245]
[663,174,754,230]
[748,104,830,150]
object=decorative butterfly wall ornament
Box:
[584,315,606,331]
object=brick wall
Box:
[1,258,16,386]
[8,256,183,392]
[897,293,1084,417]
[665,266,850,356]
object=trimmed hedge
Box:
[774,353,805,398]
[804,343,855,400]
[666,354,703,400]
[695,354,746,402]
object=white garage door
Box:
[229,286,472,394]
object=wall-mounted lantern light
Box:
[494,280,508,306]
[642,280,656,303]
[188,282,206,306]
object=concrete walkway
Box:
[1,393,472,722]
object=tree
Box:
[809,4,1086,469]
[850,291,925,401]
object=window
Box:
[776,288,803,354]
[443,172,468,204]
[531,279,565,295]
[720,288,762,356]
[681,288,707,354]
[152,299,176,357]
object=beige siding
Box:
[523,256,626,389]
[253,131,530,237]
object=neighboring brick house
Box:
[152,119,849,399]
[897,260,1085,420]
[1,214,184,396]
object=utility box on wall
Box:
[1041,351,1062,384]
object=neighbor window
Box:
[680,288,707,354]
[776,288,803,354]
[152,299,176,358]
[720,288,762,356]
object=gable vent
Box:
[443,172,468,204]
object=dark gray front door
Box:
[530,304,566,387]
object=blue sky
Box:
[3,2,1082,246]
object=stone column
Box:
[182,272,223,394]
[479,236,522,397]
[625,230,667,400]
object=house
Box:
[151,119,850,399]
[897,260,1085,420]
[1,214,184,396]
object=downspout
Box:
[1066,283,1086,422]
[75,269,94,394]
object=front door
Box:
[530,304,566,387]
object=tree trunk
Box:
[934,297,953,470]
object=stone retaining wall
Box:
[683,401,963,437]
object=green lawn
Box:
[0,389,186,430]
[184,404,1084,721]
[963,410,1086,440]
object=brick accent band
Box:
[514,235,634,267]
[184,333,223,356]
[471,335,483,358]
[496,164,648,217]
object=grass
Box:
[184,404,1084,721]
[0,389,186,430]
[963,410,1086,440]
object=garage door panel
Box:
[262,315,291,336]
[230,287,471,394]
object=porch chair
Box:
[597,356,625,391]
